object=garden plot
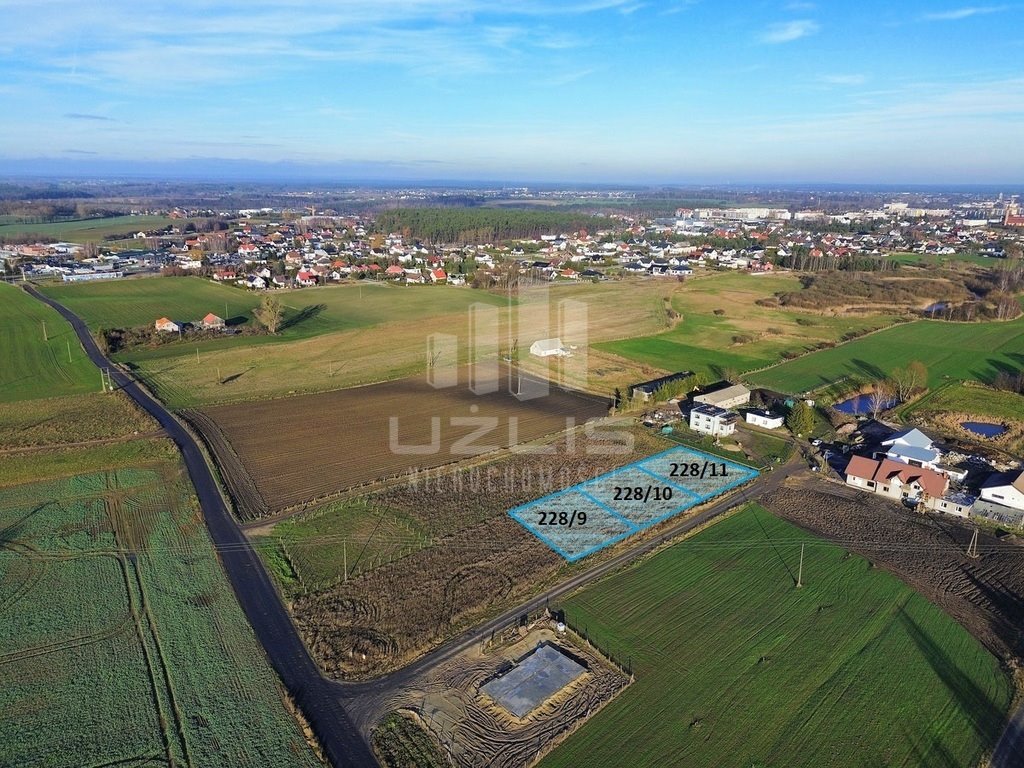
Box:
[510,447,757,561]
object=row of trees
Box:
[374,208,610,245]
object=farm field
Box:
[596,272,899,378]
[0,281,99,402]
[541,506,1012,768]
[0,391,155,449]
[46,277,682,407]
[266,427,674,679]
[0,214,186,243]
[192,363,610,518]
[0,437,178,489]
[0,466,321,767]
[747,316,1024,396]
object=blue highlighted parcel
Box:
[509,446,758,561]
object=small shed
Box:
[530,338,567,358]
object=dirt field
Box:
[286,428,671,679]
[190,364,610,519]
[353,621,630,768]
[762,480,1024,664]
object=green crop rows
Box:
[543,506,1012,768]
[0,468,320,767]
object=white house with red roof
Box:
[845,455,972,516]
[429,268,447,283]
[201,313,225,329]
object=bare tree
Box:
[254,295,284,334]
[869,380,894,420]
[890,360,927,401]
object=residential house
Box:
[979,470,1024,512]
[844,455,970,513]
[745,409,785,430]
[154,317,180,333]
[430,268,447,283]
[201,313,225,329]
[689,403,737,437]
[878,428,942,471]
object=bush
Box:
[713,309,726,316]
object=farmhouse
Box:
[689,403,737,437]
[694,382,751,410]
[630,371,694,403]
[530,338,568,358]
[201,313,225,329]
[744,409,785,430]
[154,317,180,333]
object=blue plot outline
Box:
[509,446,758,562]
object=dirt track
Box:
[762,480,1024,663]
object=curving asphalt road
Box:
[38,283,1021,767]
[26,285,379,768]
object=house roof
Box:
[981,470,1024,493]
[846,455,948,497]
[882,428,934,449]
[203,313,222,323]
[530,337,564,352]
[887,444,940,464]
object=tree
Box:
[254,295,283,334]
[890,360,927,402]
[786,401,815,437]
[868,380,894,420]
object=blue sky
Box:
[1,1,1022,183]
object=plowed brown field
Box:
[193,365,609,519]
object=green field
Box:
[902,381,1024,423]
[0,282,100,402]
[543,507,1012,768]
[254,498,431,595]
[747,317,1024,396]
[0,391,154,449]
[0,466,320,767]
[0,214,186,243]
[596,273,897,378]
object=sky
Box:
[0,0,1022,184]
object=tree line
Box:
[374,207,610,245]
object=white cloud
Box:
[819,74,866,85]
[923,6,1008,21]
[761,19,819,43]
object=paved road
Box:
[339,458,801,715]
[26,286,379,768]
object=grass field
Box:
[254,498,431,594]
[596,272,898,378]
[0,282,100,402]
[46,277,674,407]
[0,438,179,488]
[747,316,1024,396]
[0,466,321,767]
[0,214,185,243]
[0,391,155,449]
[542,506,1012,768]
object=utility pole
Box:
[67,340,72,363]
[196,347,200,364]
[343,540,348,582]
[967,528,980,559]
[42,320,47,341]
[796,543,805,588]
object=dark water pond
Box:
[961,421,1007,438]
[834,394,900,415]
